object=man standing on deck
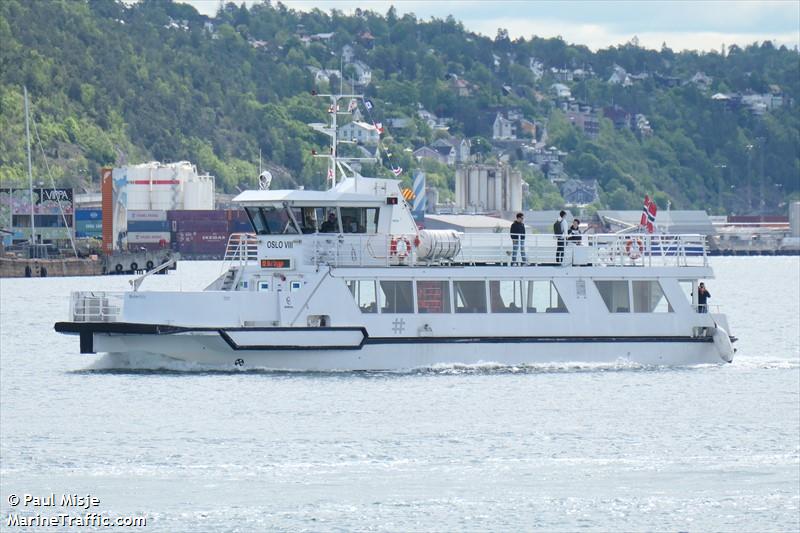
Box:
[510,213,527,265]
[555,210,567,264]
[696,282,711,313]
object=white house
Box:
[493,113,516,140]
[350,60,372,86]
[338,121,380,145]
[550,83,571,99]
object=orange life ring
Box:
[625,238,644,259]
[390,236,411,259]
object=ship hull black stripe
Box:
[56,322,714,349]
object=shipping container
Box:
[228,220,252,233]
[128,210,167,222]
[75,208,102,221]
[167,210,227,222]
[127,231,171,244]
[170,219,229,233]
[127,220,170,232]
[76,219,103,238]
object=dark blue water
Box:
[1,258,798,531]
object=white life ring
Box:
[625,238,644,259]
[390,236,411,259]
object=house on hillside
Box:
[338,121,380,145]
[565,103,599,139]
[341,44,355,63]
[413,145,455,166]
[529,58,544,81]
[551,83,571,99]
[689,71,713,90]
[432,137,471,164]
[634,114,652,137]
[493,113,516,140]
[450,76,474,97]
[551,67,573,82]
[603,105,632,130]
[560,178,599,206]
[608,65,631,86]
[350,60,372,86]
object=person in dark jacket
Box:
[696,282,711,313]
[567,218,582,244]
[555,210,567,264]
[510,212,527,265]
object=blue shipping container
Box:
[127,220,170,232]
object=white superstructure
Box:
[56,94,735,370]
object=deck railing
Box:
[298,233,708,268]
[71,291,124,322]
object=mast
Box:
[312,90,377,191]
[24,86,36,251]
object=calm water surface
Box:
[1,257,798,532]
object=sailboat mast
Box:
[24,86,36,248]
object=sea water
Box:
[1,257,798,532]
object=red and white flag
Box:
[374,122,384,134]
[640,195,658,233]
[391,166,403,176]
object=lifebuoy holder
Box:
[625,238,644,259]
[390,236,412,260]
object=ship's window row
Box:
[346,279,567,314]
[245,205,379,235]
[348,279,673,314]
[594,280,673,313]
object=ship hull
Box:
[57,323,728,370]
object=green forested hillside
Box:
[1,0,798,213]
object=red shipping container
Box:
[167,210,227,222]
[171,220,229,233]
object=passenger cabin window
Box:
[489,281,523,313]
[294,207,339,234]
[245,206,298,235]
[632,281,673,313]
[339,207,380,234]
[379,281,414,313]
[454,280,487,313]
[527,280,568,313]
[595,280,630,313]
[347,280,377,313]
[417,281,451,313]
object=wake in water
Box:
[69,351,798,376]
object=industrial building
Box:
[455,164,522,213]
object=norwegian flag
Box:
[391,166,403,176]
[640,195,658,233]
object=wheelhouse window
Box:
[632,280,673,313]
[489,280,523,313]
[379,280,414,313]
[595,280,630,313]
[245,206,299,235]
[416,280,451,313]
[527,280,568,313]
[347,280,377,313]
[454,280,487,313]
[340,207,380,234]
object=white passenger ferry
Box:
[55,96,735,370]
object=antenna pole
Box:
[24,86,36,251]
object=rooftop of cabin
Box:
[233,176,404,206]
